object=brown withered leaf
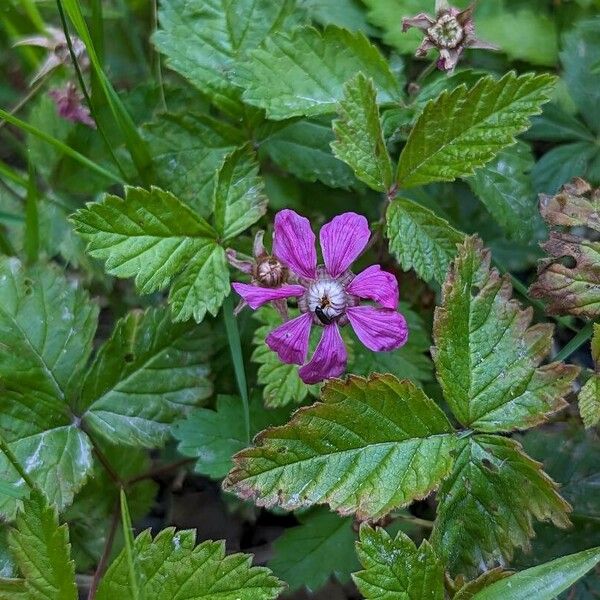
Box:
[529,178,600,317]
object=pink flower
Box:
[402,1,496,72]
[48,83,95,128]
[233,210,409,384]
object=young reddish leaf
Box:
[529,178,600,318]
[433,236,579,432]
[224,374,457,520]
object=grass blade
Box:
[119,488,141,600]
[0,108,124,184]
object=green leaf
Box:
[386,197,464,284]
[562,19,600,133]
[433,236,579,432]
[153,0,296,113]
[527,103,594,143]
[213,145,267,241]
[251,307,319,408]
[475,0,558,67]
[0,578,28,600]
[471,547,600,600]
[224,374,457,520]
[142,113,243,218]
[259,119,356,189]
[298,0,378,35]
[348,302,433,384]
[0,258,96,518]
[580,376,600,429]
[174,395,290,479]
[431,435,571,573]
[80,307,213,448]
[331,73,393,192]
[168,242,230,323]
[96,528,284,600]
[268,508,360,592]
[4,489,77,600]
[71,186,230,323]
[396,73,556,188]
[235,25,401,119]
[532,142,597,195]
[454,570,511,600]
[468,142,538,241]
[353,526,444,600]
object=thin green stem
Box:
[0,108,124,184]
[56,0,129,182]
[0,77,48,130]
[0,433,36,490]
[223,294,250,444]
[24,159,39,264]
[555,321,595,363]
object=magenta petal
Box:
[320,213,370,278]
[298,324,347,385]
[231,283,305,310]
[266,313,312,365]
[346,265,399,310]
[273,210,317,280]
[347,306,408,352]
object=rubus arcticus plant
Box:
[0,0,599,598]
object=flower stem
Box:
[223,294,251,444]
[555,321,595,363]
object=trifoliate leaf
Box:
[3,489,77,600]
[529,179,600,317]
[562,19,600,134]
[268,508,359,592]
[251,307,319,408]
[433,236,579,432]
[71,186,229,323]
[213,145,267,241]
[142,113,243,218]
[0,258,95,518]
[431,435,571,573]
[353,525,444,600]
[386,197,464,284]
[468,142,538,241]
[527,103,595,143]
[348,302,433,384]
[153,0,296,113]
[174,395,290,479]
[224,374,457,520]
[96,528,284,600]
[80,307,213,448]
[235,25,401,119]
[259,119,356,189]
[471,546,600,600]
[396,73,556,188]
[331,73,393,192]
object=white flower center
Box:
[306,279,346,319]
[428,14,463,48]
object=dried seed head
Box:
[254,256,288,288]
